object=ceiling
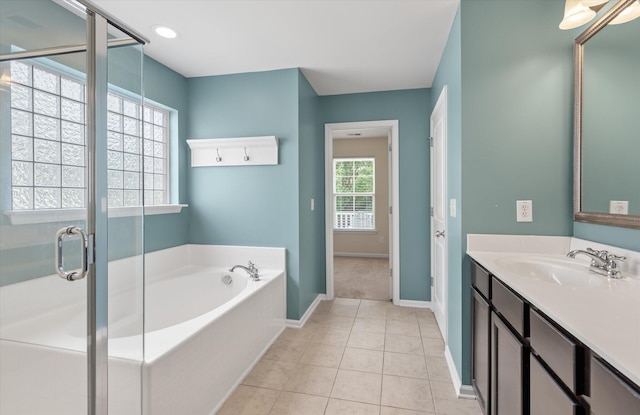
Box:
[92,0,460,96]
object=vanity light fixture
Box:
[560,0,640,29]
[152,25,178,39]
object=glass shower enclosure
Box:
[0,1,148,414]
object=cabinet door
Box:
[591,356,640,415]
[530,356,580,415]
[472,288,490,414]
[491,312,525,415]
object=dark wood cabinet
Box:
[530,356,581,415]
[491,311,526,415]
[591,356,640,415]
[472,288,490,414]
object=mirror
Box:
[574,0,640,228]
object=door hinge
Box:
[430,276,434,286]
[429,137,434,147]
[389,268,393,278]
[430,207,434,217]
[389,206,392,214]
[388,144,392,152]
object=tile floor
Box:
[333,257,390,301]
[218,298,482,415]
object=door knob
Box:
[435,230,445,238]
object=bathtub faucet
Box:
[230,261,260,281]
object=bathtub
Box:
[0,244,286,415]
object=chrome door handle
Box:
[55,226,90,281]
[435,230,445,238]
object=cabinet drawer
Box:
[530,356,580,415]
[591,356,640,415]
[491,277,525,337]
[529,309,580,393]
[472,261,491,300]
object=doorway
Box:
[325,120,399,304]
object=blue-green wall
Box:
[320,89,432,302]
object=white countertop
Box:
[467,234,640,386]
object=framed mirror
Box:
[574,0,640,228]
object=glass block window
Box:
[333,158,375,230]
[9,60,169,210]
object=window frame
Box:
[333,157,376,231]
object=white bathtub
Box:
[0,244,286,415]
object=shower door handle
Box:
[55,226,91,281]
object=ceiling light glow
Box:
[153,25,178,39]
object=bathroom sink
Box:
[495,257,603,288]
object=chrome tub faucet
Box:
[567,247,626,279]
[230,261,260,281]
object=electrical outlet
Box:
[378,236,384,244]
[517,200,533,222]
[610,200,628,215]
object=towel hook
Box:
[243,147,250,161]
[216,148,222,162]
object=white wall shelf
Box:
[187,136,278,167]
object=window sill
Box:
[4,204,188,225]
[333,229,377,234]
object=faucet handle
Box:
[606,253,627,262]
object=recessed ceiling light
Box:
[153,25,178,39]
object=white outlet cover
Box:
[609,200,628,215]
[449,198,457,217]
[516,200,533,222]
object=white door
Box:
[430,86,448,341]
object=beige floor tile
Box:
[300,344,345,368]
[380,407,434,415]
[326,304,360,317]
[311,328,351,347]
[268,391,328,415]
[419,321,443,339]
[416,309,436,321]
[340,347,384,373]
[348,330,386,351]
[360,299,389,308]
[357,305,388,320]
[263,337,309,363]
[330,369,383,405]
[381,375,434,412]
[421,337,445,357]
[334,298,362,306]
[385,334,424,355]
[315,315,355,330]
[386,319,421,337]
[325,398,381,415]
[433,395,483,415]
[386,305,418,321]
[283,364,338,397]
[242,359,297,390]
[383,352,429,379]
[425,356,451,382]
[353,317,386,334]
[428,380,458,400]
[217,385,280,415]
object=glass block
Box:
[144,190,154,206]
[153,174,165,190]
[61,121,84,144]
[153,158,165,174]
[10,61,31,86]
[108,112,123,132]
[12,161,33,186]
[108,170,123,188]
[124,135,140,154]
[11,109,33,136]
[153,141,164,158]
[35,163,61,186]
[33,67,58,93]
[124,190,140,206]
[143,139,153,156]
[144,173,153,189]
[61,78,83,101]
[34,114,60,140]
[123,116,139,135]
[143,106,151,122]
[62,166,84,187]
[153,110,164,126]
[62,143,84,166]
[153,191,165,205]
[34,138,61,164]
[35,187,60,209]
[143,156,153,173]
[143,122,152,139]
[11,83,32,110]
[12,135,33,161]
[33,90,60,117]
[108,189,123,207]
[62,188,84,208]
[108,94,121,112]
[124,172,140,189]
[153,125,164,141]
[107,151,123,170]
[12,187,33,210]
[123,100,139,118]
[124,153,140,172]
[61,98,84,123]
[107,132,123,151]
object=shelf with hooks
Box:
[186,136,279,167]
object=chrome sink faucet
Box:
[230,261,260,281]
[567,247,626,279]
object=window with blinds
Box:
[333,158,375,230]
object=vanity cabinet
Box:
[591,356,640,415]
[491,311,526,415]
[472,288,490,414]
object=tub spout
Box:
[230,261,260,281]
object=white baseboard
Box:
[333,252,389,259]
[396,299,431,309]
[444,346,477,400]
[285,294,326,328]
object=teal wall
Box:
[320,89,432,302]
